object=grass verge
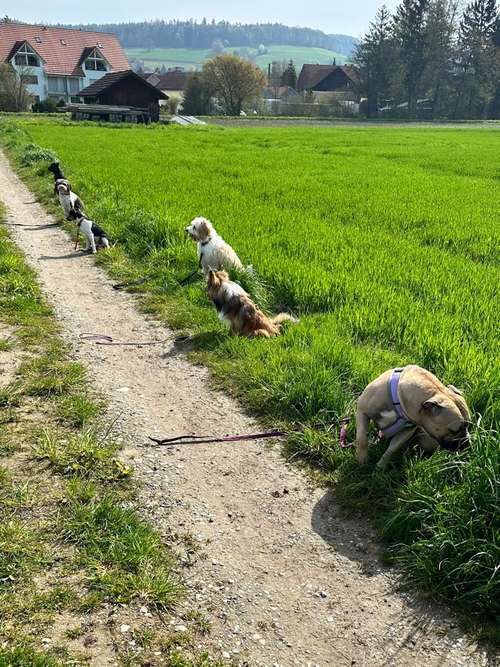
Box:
[0,199,216,665]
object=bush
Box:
[20,142,58,166]
[32,98,58,113]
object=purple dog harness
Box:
[381,367,415,439]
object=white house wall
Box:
[10,59,109,102]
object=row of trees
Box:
[75,19,356,55]
[355,0,499,118]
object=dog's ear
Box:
[447,384,463,396]
[421,397,444,416]
[198,220,210,239]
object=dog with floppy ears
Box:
[67,209,110,254]
[48,161,71,195]
[207,270,298,338]
[56,181,84,220]
[185,217,243,274]
[355,365,471,470]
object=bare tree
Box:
[0,64,33,111]
[203,54,266,115]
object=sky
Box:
[2,1,400,38]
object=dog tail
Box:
[271,313,299,326]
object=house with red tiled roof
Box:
[0,21,129,103]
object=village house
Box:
[297,64,359,101]
[145,68,188,106]
[0,22,129,103]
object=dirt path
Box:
[0,151,492,667]
[209,118,500,129]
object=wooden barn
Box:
[73,69,167,122]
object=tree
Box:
[490,13,500,117]
[211,39,225,54]
[0,64,33,112]
[393,0,430,115]
[455,0,499,117]
[203,54,266,115]
[354,5,395,116]
[281,60,298,88]
[420,0,459,116]
[269,60,285,86]
[182,72,211,115]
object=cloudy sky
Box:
[3,1,400,37]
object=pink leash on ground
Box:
[148,430,287,446]
[149,419,353,448]
[338,417,353,448]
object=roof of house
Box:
[79,69,167,99]
[146,70,188,91]
[0,22,129,76]
[297,64,358,90]
[297,64,335,90]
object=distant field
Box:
[126,44,347,72]
[3,119,500,628]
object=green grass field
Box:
[126,44,346,72]
[2,119,499,633]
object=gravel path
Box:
[0,150,492,667]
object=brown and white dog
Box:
[185,217,243,275]
[56,181,84,220]
[207,270,298,338]
[355,365,471,470]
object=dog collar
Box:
[200,239,211,246]
[381,367,415,439]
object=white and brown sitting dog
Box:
[356,365,471,470]
[185,217,243,275]
[56,181,84,220]
[67,209,110,254]
[207,270,298,338]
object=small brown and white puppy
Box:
[207,270,298,338]
[185,217,243,274]
[56,181,84,220]
[356,365,470,470]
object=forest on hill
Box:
[71,19,356,56]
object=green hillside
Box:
[126,44,347,72]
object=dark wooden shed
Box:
[77,69,167,122]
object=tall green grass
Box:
[3,119,499,629]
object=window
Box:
[47,76,67,94]
[60,39,67,46]
[23,75,38,85]
[34,36,41,44]
[85,48,107,71]
[14,43,39,67]
[96,42,103,48]
[68,78,80,94]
